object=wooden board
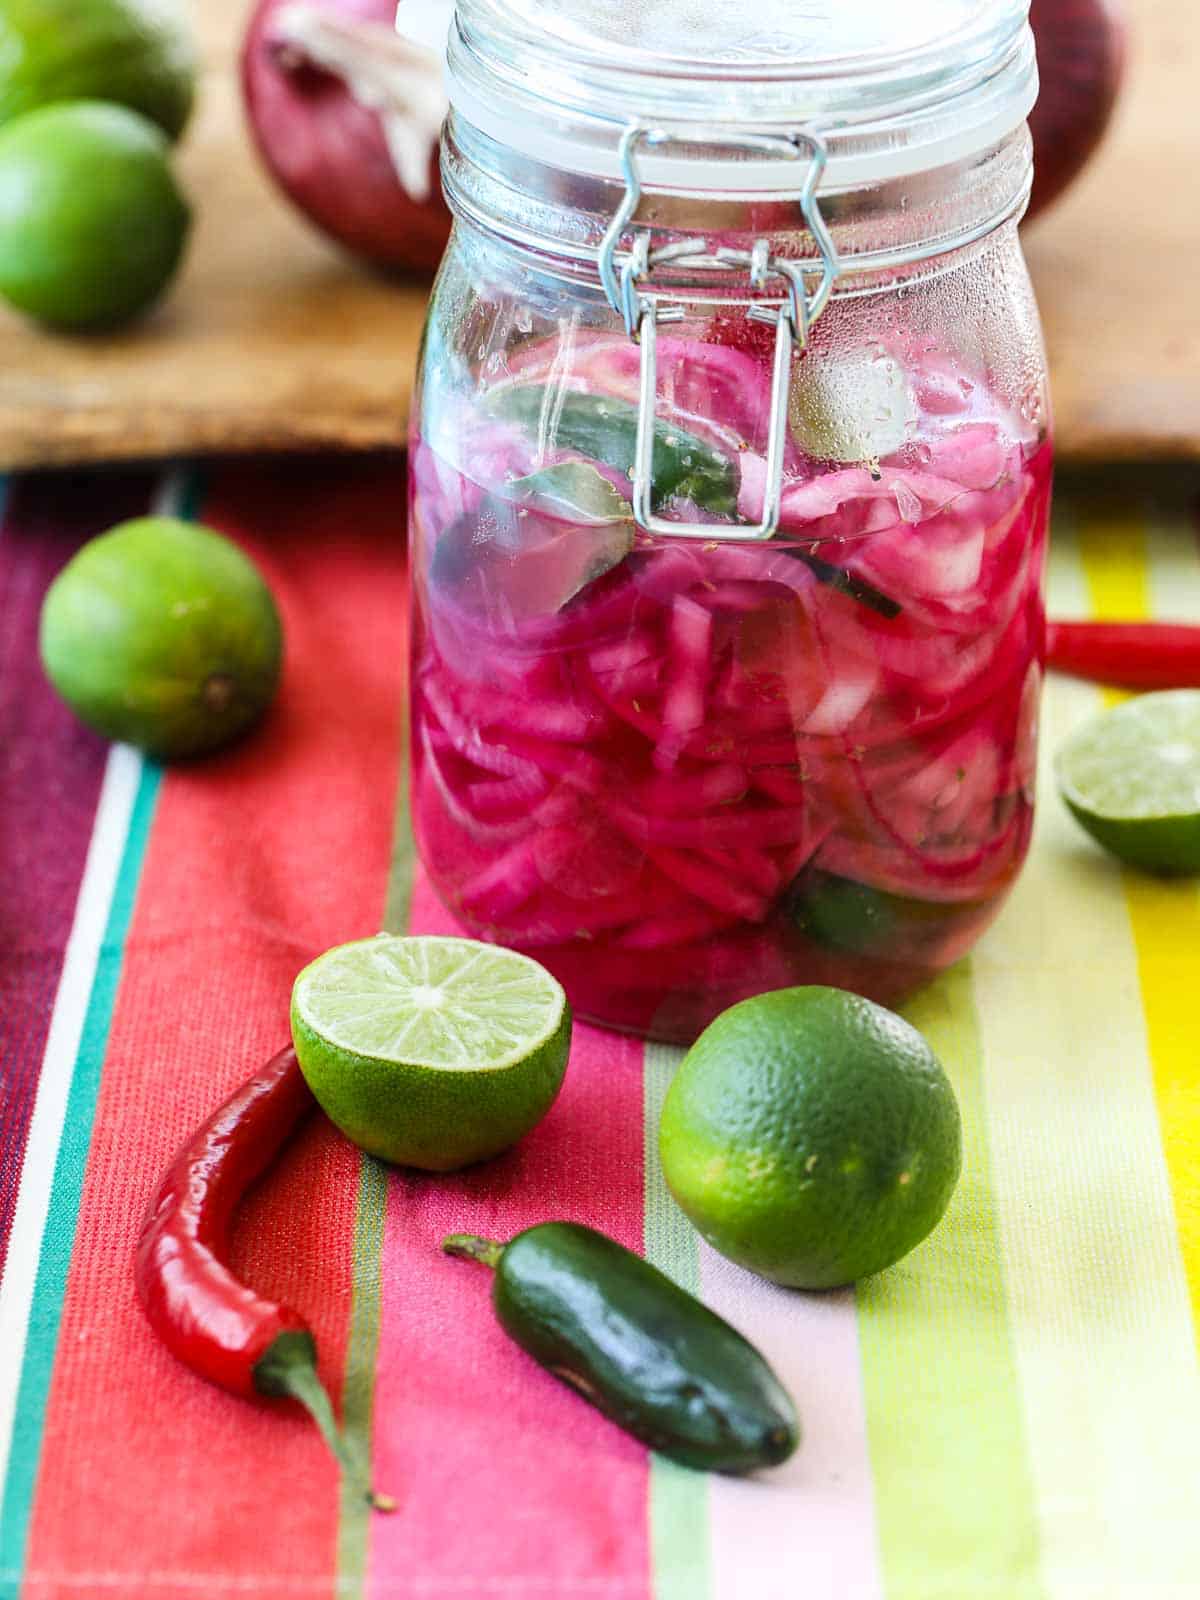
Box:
[0,0,1193,470]
[0,0,429,470]
[1022,0,1200,462]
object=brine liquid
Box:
[409,332,1052,1042]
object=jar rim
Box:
[401,0,1038,191]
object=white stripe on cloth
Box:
[698,1243,883,1600]
[0,742,143,1490]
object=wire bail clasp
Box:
[597,125,840,540]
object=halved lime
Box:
[1054,690,1200,874]
[291,935,572,1171]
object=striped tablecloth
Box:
[1,456,1198,1600]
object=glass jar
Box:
[404,0,1053,1042]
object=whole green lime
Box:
[659,987,962,1289]
[291,935,572,1171]
[0,0,195,140]
[40,516,283,760]
[0,101,190,330]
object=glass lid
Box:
[400,0,1037,190]
[468,0,1016,78]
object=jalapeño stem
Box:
[443,1233,506,1269]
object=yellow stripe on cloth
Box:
[1075,489,1200,1343]
[962,500,1200,1595]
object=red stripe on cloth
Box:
[22,457,408,1600]
[0,470,157,1280]
[367,872,653,1597]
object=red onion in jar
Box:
[241,0,451,273]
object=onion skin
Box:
[1026,0,1127,221]
[241,0,451,274]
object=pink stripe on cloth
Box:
[367,870,653,1597]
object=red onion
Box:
[241,0,451,273]
[1026,0,1127,221]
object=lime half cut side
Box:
[291,934,572,1171]
[1054,690,1200,875]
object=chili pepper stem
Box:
[255,1333,395,1512]
[443,1233,505,1269]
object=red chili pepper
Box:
[135,1046,392,1509]
[1047,621,1200,690]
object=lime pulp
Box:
[291,935,572,1171]
[1054,690,1200,874]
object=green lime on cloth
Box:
[40,514,282,758]
[659,986,962,1288]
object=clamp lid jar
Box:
[404,0,1053,1042]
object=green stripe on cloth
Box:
[336,1154,391,1598]
[382,700,414,939]
[965,494,1200,1596]
[0,758,160,1598]
[858,963,1044,1600]
[972,696,1200,1591]
[338,725,415,1595]
[643,1042,712,1600]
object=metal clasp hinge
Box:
[597,125,840,540]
